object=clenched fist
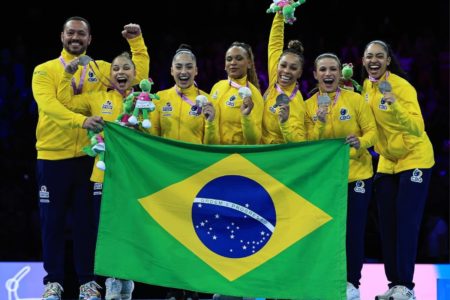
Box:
[122,23,142,39]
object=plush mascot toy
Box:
[341,63,362,92]
[83,130,106,170]
[266,0,306,25]
[116,93,136,126]
[128,79,160,128]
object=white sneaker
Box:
[388,285,416,300]
[105,277,122,300]
[42,282,64,300]
[375,287,395,300]
[120,279,134,300]
[79,281,101,300]
[347,282,360,300]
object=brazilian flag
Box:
[95,122,349,300]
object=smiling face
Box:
[313,57,340,93]
[61,20,91,56]
[225,46,251,80]
[171,52,198,89]
[110,55,136,92]
[362,42,391,80]
[277,52,302,87]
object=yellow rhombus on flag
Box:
[139,153,332,281]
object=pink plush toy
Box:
[266,0,306,25]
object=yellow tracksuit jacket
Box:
[210,76,264,145]
[57,78,136,182]
[151,85,219,144]
[305,89,378,182]
[362,72,434,173]
[263,13,305,144]
[32,35,149,160]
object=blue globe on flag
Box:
[192,175,276,258]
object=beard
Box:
[63,40,87,56]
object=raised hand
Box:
[122,23,142,39]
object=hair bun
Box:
[176,43,193,53]
[288,40,304,55]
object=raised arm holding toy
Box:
[266,0,306,25]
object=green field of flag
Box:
[95,122,349,300]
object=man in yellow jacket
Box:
[31,16,149,300]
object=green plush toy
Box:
[341,63,362,92]
[116,93,136,126]
[266,0,306,25]
[127,79,160,129]
[83,130,106,170]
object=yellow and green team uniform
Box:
[263,13,305,144]
[362,72,434,173]
[362,71,434,292]
[305,88,377,182]
[33,34,149,289]
[151,85,219,144]
[55,36,150,183]
[56,80,151,183]
[305,88,377,288]
[32,35,149,160]
[210,76,264,145]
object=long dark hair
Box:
[361,40,408,81]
